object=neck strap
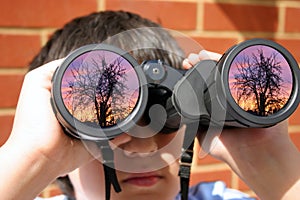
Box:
[98,141,122,200]
[179,141,194,200]
[178,122,198,200]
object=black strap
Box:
[179,140,194,200]
[98,141,122,200]
[178,122,198,200]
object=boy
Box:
[1,11,299,200]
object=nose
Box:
[122,136,158,158]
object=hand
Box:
[0,60,100,199]
[183,50,300,199]
[182,50,222,69]
[9,59,101,174]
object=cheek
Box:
[167,159,180,179]
[156,126,186,149]
[156,133,184,160]
[156,134,174,147]
[164,161,181,198]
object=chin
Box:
[110,179,177,200]
[111,190,175,200]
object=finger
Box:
[182,50,222,70]
[187,53,201,66]
[182,53,200,70]
[182,58,193,69]
[24,59,65,91]
[198,50,222,61]
[30,59,65,78]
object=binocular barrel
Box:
[51,39,300,141]
[172,39,300,128]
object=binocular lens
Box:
[61,50,140,127]
[228,45,293,117]
[52,44,148,140]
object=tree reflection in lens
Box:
[229,45,293,116]
[61,50,140,127]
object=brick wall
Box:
[0,0,299,198]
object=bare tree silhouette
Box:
[231,48,289,116]
[63,53,132,127]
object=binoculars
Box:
[51,38,300,141]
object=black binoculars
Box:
[51,38,300,141]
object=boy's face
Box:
[113,127,184,200]
[69,126,186,200]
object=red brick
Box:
[285,7,300,33]
[190,170,232,187]
[193,140,221,165]
[290,132,300,151]
[197,154,221,165]
[289,106,300,126]
[175,36,238,56]
[0,0,97,28]
[0,34,41,68]
[106,0,197,30]
[174,36,204,57]
[0,115,14,146]
[192,37,238,54]
[275,39,300,64]
[203,3,278,32]
[49,186,63,196]
[238,177,250,191]
[0,74,24,107]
